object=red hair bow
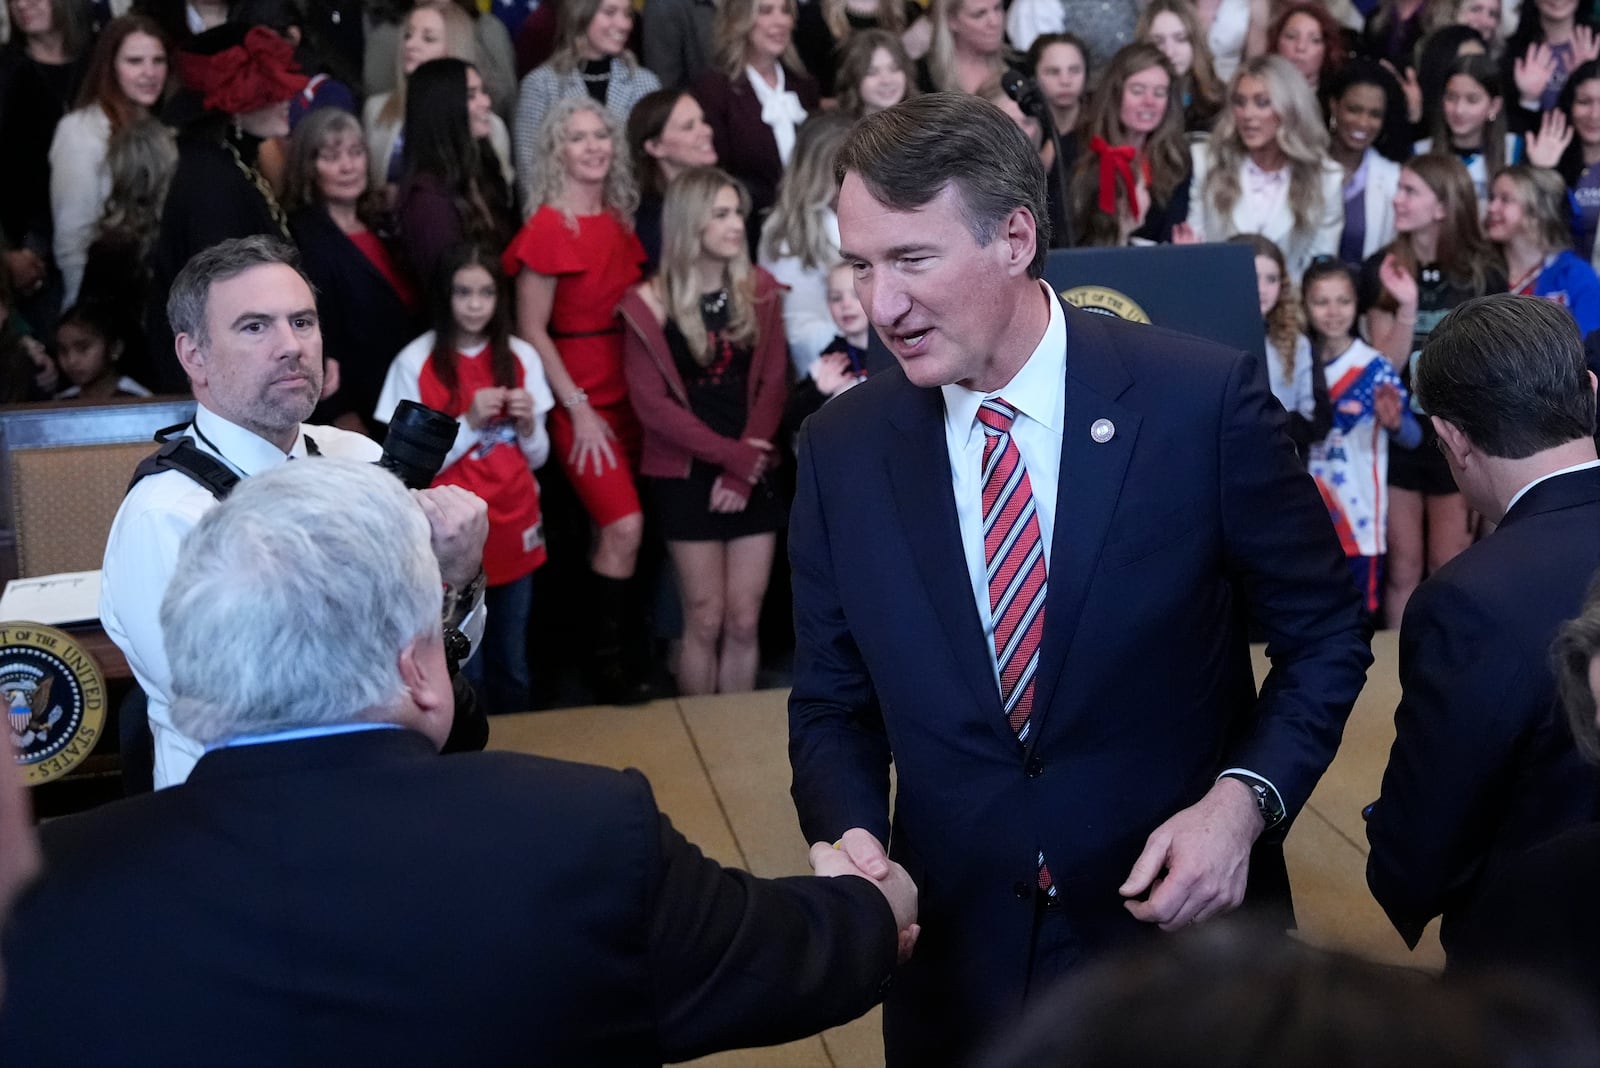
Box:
[178,26,308,117]
[1089,135,1143,223]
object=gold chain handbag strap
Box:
[223,137,290,241]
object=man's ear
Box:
[174,333,206,388]
[1432,415,1471,464]
[1003,206,1039,278]
[396,632,454,748]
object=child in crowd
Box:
[1417,54,1521,206]
[1302,259,1422,619]
[1233,234,1330,459]
[53,303,151,401]
[375,244,553,714]
[787,261,869,432]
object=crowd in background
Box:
[4,0,1600,708]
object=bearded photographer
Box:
[101,236,491,790]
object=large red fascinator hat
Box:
[177,23,308,116]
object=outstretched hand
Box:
[810,830,920,963]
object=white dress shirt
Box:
[100,405,384,789]
[941,282,1066,682]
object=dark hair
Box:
[1412,24,1486,132]
[403,58,507,246]
[74,14,170,134]
[1070,43,1188,246]
[1300,257,1360,342]
[1554,576,1600,764]
[1508,0,1598,63]
[56,301,120,347]
[9,0,93,59]
[167,235,312,344]
[835,28,918,118]
[980,919,1599,1068]
[1325,57,1411,163]
[1417,293,1597,459]
[427,244,517,410]
[1428,54,1508,176]
[1555,59,1600,185]
[626,88,686,201]
[1267,1,1346,85]
[230,0,360,88]
[836,92,1051,277]
[1025,31,1090,83]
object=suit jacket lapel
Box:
[885,379,1011,742]
[1030,308,1141,729]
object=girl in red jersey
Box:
[376,243,553,712]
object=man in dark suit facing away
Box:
[1368,293,1600,957]
[0,458,917,1066]
[788,92,1371,1066]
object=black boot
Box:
[589,572,652,705]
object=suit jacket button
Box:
[1013,881,1031,899]
[1025,758,1044,778]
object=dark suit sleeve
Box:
[786,417,894,847]
[1215,348,1372,818]
[1365,580,1526,948]
[645,792,897,1061]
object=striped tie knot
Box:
[977,398,1018,436]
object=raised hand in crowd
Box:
[1526,109,1575,168]
[1378,252,1420,311]
[1171,222,1200,245]
[1575,24,1600,67]
[811,351,859,397]
[1515,43,1560,106]
[1380,59,1423,125]
[1373,381,1404,433]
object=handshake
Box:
[810,827,920,963]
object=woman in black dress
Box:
[619,166,789,695]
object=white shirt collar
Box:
[1505,458,1600,517]
[941,281,1066,444]
[192,403,311,477]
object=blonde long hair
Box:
[526,96,639,230]
[759,112,852,268]
[821,0,906,39]
[378,1,476,126]
[1203,55,1332,240]
[713,0,804,79]
[659,167,760,365]
[926,0,1006,92]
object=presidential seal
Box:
[1060,285,1152,324]
[3,623,106,785]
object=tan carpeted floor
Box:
[487,629,1437,1067]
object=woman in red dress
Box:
[504,93,648,702]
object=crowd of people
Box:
[5,0,1600,704]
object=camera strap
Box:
[127,423,321,501]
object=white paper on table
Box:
[0,570,102,626]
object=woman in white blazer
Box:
[1186,53,1343,279]
[1325,62,1409,264]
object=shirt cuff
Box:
[1216,767,1286,829]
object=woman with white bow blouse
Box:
[691,0,818,248]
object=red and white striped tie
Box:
[977,398,1055,894]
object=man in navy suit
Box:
[787,92,1372,1065]
[0,458,919,1065]
[1367,293,1600,958]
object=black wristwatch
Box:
[1220,772,1286,830]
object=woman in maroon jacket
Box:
[620,166,788,695]
[690,0,818,250]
